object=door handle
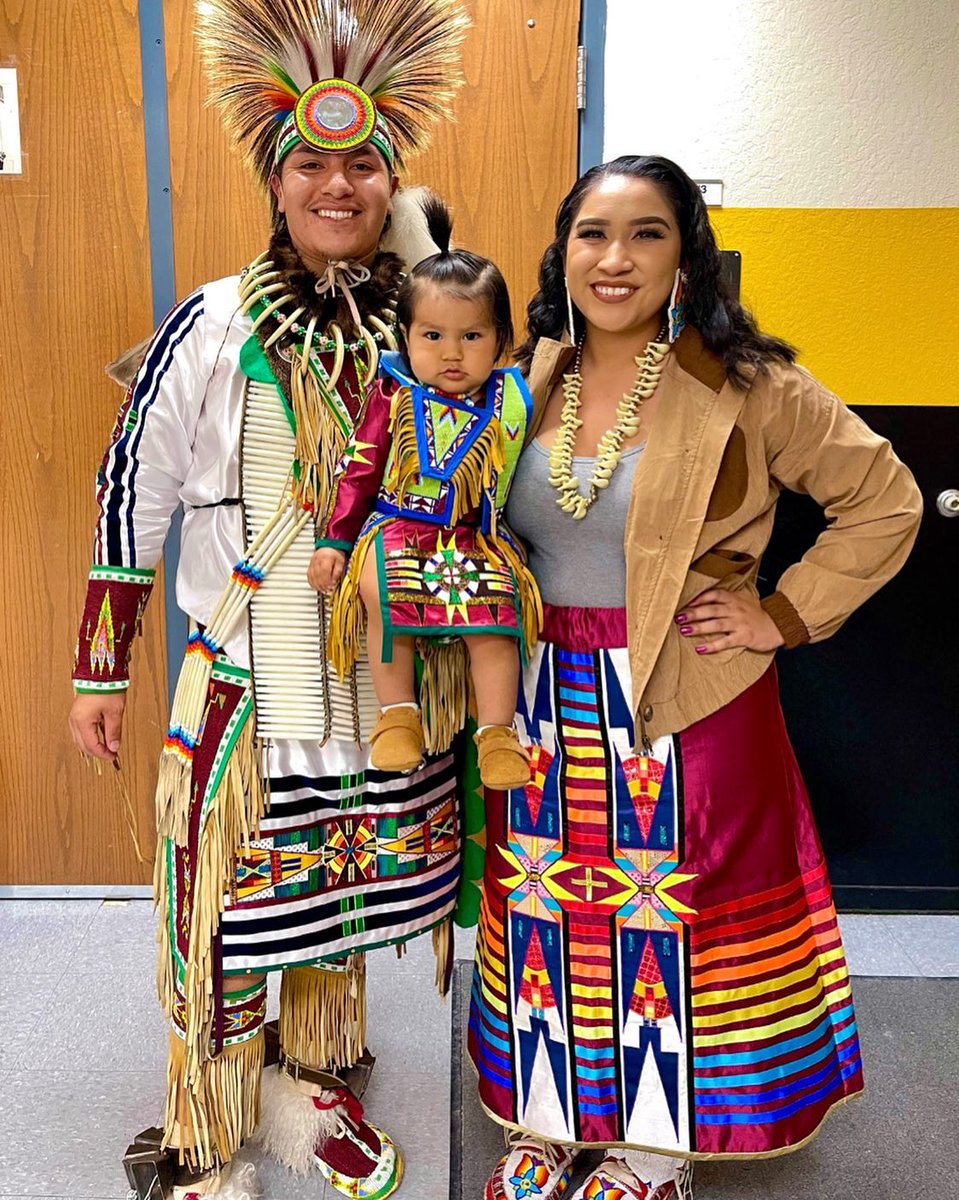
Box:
[936,489,959,517]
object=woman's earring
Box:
[668,268,687,343]
[565,277,577,344]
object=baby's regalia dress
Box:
[322,352,542,751]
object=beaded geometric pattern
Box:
[295,79,377,151]
[380,525,519,629]
[231,795,458,904]
[417,393,493,482]
[89,591,116,674]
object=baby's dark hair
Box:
[395,195,514,359]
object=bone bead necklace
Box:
[548,329,669,519]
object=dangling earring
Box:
[565,277,577,344]
[668,268,687,343]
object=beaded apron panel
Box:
[241,378,378,743]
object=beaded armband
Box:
[73,565,156,693]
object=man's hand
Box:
[676,589,785,654]
[69,692,127,762]
[308,547,348,595]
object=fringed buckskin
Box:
[369,706,425,773]
[474,724,530,790]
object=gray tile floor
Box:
[0,902,956,1199]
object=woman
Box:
[470,156,921,1200]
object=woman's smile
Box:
[590,281,638,302]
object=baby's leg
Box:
[466,635,528,790]
[358,546,416,704]
[358,546,423,772]
[465,634,520,727]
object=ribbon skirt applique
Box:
[469,605,863,1158]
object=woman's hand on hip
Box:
[676,589,785,654]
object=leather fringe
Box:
[478,531,544,659]
[328,521,378,682]
[289,363,347,515]
[163,1028,265,1172]
[278,958,367,1071]
[432,917,454,998]
[419,638,470,754]
[156,716,266,1094]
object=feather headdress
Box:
[196,0,470,182]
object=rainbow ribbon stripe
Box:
[689,861,863,1148]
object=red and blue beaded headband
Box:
[275,79,395,170]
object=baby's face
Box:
[403,284,499,397]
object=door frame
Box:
[579,0,607,171]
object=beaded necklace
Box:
[238,250,399,390]
[237,250,400,512]
[547,327,669,519]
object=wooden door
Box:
[162,0,581,316]
[0,0,168,886]
[1,1,580,886]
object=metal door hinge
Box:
[577,45,587,110]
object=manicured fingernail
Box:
[695,645,709,654]
[679,625,693,635]
[675,613,687,623]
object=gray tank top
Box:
[505,439,644,609]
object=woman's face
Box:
[564,175,682,339]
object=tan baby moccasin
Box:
[474,725,531,791]
[369,706,425,774]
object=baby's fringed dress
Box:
[322,352,542,752]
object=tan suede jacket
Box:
[525,329,923,743]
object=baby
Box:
[309,205,541,789]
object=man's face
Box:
[270,145,396,265]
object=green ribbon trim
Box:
[89,564,156,583]
[239,334,296,435]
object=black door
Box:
[762,406,959,912]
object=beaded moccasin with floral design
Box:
[485,1137,575,1200]
[569,1154,693,1200]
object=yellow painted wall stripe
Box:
[710,208,959,408]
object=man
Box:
[69,2,469,1195]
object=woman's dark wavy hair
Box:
[516,155,796,387]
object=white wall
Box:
[603,0,959,207]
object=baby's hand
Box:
[308,547,347,595]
